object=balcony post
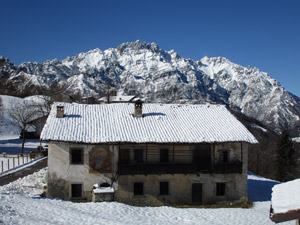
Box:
[172,144,175,163]
[212,144,215,171]
[146,144,148,164]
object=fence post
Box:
[1,161,3,173]
[13,157,15,168]
[18,155,20,166]
[7,158,9,170]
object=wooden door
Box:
[192,183,202,204]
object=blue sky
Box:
[1,0,300,96]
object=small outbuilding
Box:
[270,179,300,224]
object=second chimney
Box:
[56,105,64,118]
[134,100,143,117]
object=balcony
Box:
[213,162,243,174]
[118,163,197,175]
[118,162,243,175]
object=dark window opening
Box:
[71,184,82,198]
[70,148,83,164]
[216,183,226,196]
[222,151,229,163]
[134,182,143,195]
[119,149,130,164]
[160,149,169,163]
[193,144,211,170]
[134,149,143,163]
[160,182,169,195]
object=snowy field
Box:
[0,95,293,224]
[0,169,293,224]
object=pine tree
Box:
[275,130,296,182]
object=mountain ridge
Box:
[0,40,299,132]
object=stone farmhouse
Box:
[40,101,258,206]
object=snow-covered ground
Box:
[0,134,292,224]
[0,95,292,224]
[0,169,293,224]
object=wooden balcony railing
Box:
[118,162,242,175]
[213,162,243,174]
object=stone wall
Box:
[115,142,248,206]
[47,141,248,205]
[115,173,247,206]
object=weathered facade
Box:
[42,102,257,205]
[47,142,248,205]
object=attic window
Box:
[70,148,83,164]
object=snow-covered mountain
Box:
[1,40,300,132]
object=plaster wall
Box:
[47,142,118,201]
[48,142,248,205]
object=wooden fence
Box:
[0,153,40,173]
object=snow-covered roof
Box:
[98,95,136,102]
[40,102,258,144]
[270,179,300,223]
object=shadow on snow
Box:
[248,172,280,202]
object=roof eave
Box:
[270,207,300,223]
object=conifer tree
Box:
[275,130,296,182]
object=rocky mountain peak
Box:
[0,41,299,132]
[117,40,160,55]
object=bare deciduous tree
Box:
[0,96,3,127]
[8,100,40,155]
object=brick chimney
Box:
[56,105,64,118]
[134,100,143,117]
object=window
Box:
[70,148,83,164]
[71,183,82,198]
[134,149,143,163]
[222,151,229,163]
[134,182,143,195]
[216,183,226,196]
[119,149,130,164]
[159,182,169,195]
[160,149,169,163]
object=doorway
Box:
[192,183,202,204]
